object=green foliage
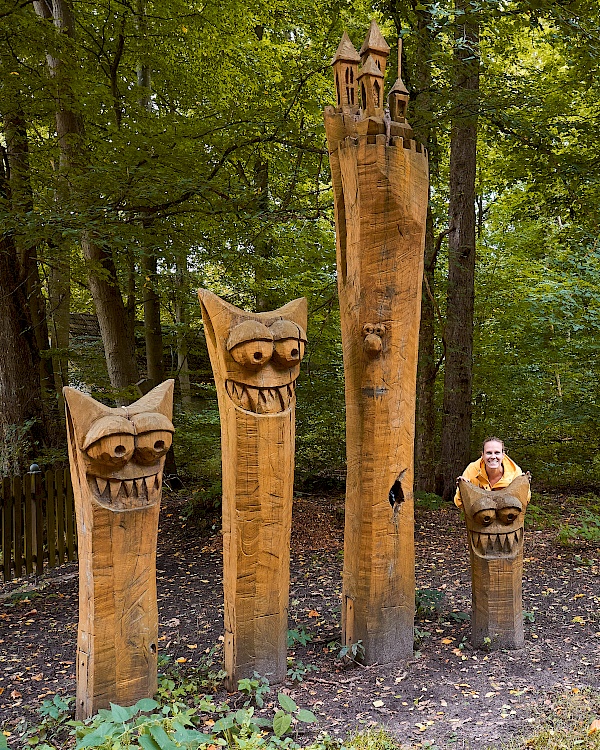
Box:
[0,420,36,477]
[286,659,318,683]
[336,640,365,665]
[343,727,401,750]
[287,629,312,648]
[238,673,271,709]
[415,589,444,619]
[556,510,600,546]
[414,492,446,511]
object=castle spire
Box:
[357,54,385,118]
[359,20,390,78]
[388,37,410,122]
[332,31,361,112]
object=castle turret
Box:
[388,37,410,122]
[359,20,390,79]
[357,54,385,118]
[332,32,361,112]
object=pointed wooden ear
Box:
[198,289,238,340]
[63,387,113,445]
[503,474,530,507]
[270,297,308,332]
[458,479,487,507]
[127,380,174,420]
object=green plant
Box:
[524,611,536,623]
[156,646,226,703]
[415,588,444,619]
[413,627,431,647]
[414,492,445,511]
[6,694,74,750]
[287,628,312,647]
[344,727,401,750]
[556,510,600,546]
[286,659,317,682]
[238,672,271,708]
[336,640,365,665]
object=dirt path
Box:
[1,493,599,748]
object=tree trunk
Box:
[0,153,52,473]
[142,250,165,388]
[175,257,192,408]
[253,159,276,312]
[3,107,59,421]
[409,6,439,493]
[34,0,140,399]
[437,3,479,501]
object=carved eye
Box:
[135,430,173,464]
[86,434,135,467]
[229,339,274,369]
[362,323,374,336]
[374,323,386,336]
[473,509,496,526]
[227,319,274,370]
[497,507,521,525]
[270,319,306,367]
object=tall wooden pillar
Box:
[64,380,174,719]
[198,290,307,687]
[324,24,429,664]
[458,475,530,649]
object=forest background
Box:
[1,0,599,502]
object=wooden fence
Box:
[1,468,77,582]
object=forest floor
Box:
[0,491,599,749]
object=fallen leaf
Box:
[373,700,384,707]
[308,610,319,618]
[176,657,187,664]
[589,719,600,735]
[441,638,453,645]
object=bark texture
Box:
[438,6,479,501]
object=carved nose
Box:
[363,333,383,359]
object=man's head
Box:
[481,437,505,473]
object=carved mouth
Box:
[225,379,296,414]
[88,473,162,511]
[469,528,523,558]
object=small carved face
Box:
[64,381,174,512]
[459,476,530,560]
[362,322,386,359]
[199,290,307,416]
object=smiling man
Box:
[454,437,530,508]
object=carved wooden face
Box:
[64,381,174,511]
[459,475,530,560]
[199,290,307,415]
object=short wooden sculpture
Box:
[64,381,174,719]
[458,475,531,649]
[198,290,307,687]
[324,23,429,664]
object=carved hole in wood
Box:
[388,480,403,507]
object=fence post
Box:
[29,464,44,576]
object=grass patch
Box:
[414,492,446,511]
[499,689,600,749]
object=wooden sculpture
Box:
[198,290,307,687]
[324,23,429,664]
[64,380,174,719]
[458,475,531,649]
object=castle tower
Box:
[323,23,429,667]
[332,31,361,112]
[357,55,385,118]
[359,20,390,78]
[388,37,410,122]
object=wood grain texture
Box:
[64,380,174,719]
[458,475,530,649]
[198,290,307,687]
[324,24,429,665]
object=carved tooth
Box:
[245,387,259,412]
[238,386,252,411]
[257,387,282,414]
[488,534,497,551]
[96,477,108,496]
[135,478,145,497]
[471,532,479,549]
[154,474,160,489]
[109,480,121,502]
[123,480,134,497]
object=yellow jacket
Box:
[454,455,529,508]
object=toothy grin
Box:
[89,473,162,510]
[469,528,523,557]
[226,380,296,414]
